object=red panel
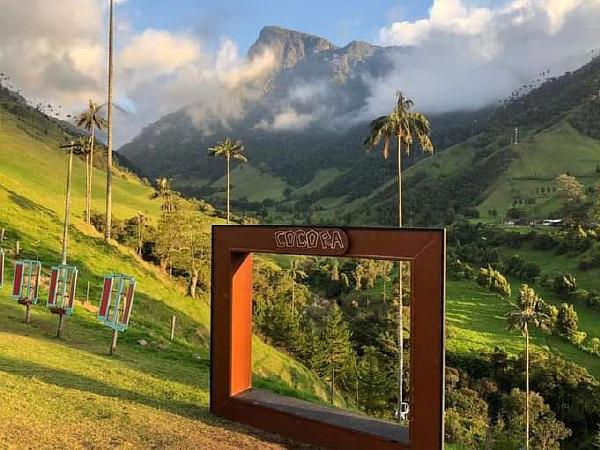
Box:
[68,271,78,308]
[121,283,135,325]
[12,263,23,297]
[47,269,59,306]
[99,278,112,318]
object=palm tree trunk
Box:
[85,151,90,224]
[105,0,114,240]
[226,155,231,224]
[526,325,530,450]
[292,279,295,315]
[397,137,405,421]
[88,126,95,224]
[62,149,74,265]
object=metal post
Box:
[24,303,31,324]
[109,329,118,355]
[57,314,64,338]
[61,148,74,265]
[86,281,90,304]
[170,315,176,341]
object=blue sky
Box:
[117,0,448,51]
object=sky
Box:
[1,0,599,145]
[117,0,434,52]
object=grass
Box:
[0,107,338,447]
[211,164,291,202]
[446,279,600,379]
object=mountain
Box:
[248,25,338,72]
[119,26,477,221]
[119,26,600,227]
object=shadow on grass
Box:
[0,355,307,449]
[0,185,59,222]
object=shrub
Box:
[557,304,579,339]
[477,266,511,298]
[553,273,577,297]
[448,258,475,280]
[532,233,559,251]
[503,255,541,282]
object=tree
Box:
[209,138,247,224]
[364,92,433,419]
[477,266,511,298]
[76,99,106,224]
[104,0,115,240]
[592,426,600,448]
[357,346,393,417]
[283,259,307,315]
[319,303,354,404]
[151,177,176,212]
[557,304,579,339]
[136,212,147,255]
[556,174,586,225]
[497,389,571,450]
[505,285,548,450]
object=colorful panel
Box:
[48,269,59,306]
[12,262,23,297]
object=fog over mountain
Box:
[1,0,600,145]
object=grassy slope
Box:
[479,122,600,217]
[0,109,337,447]
[446,279,600,379]
[317,121,600,226]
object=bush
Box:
[553,273,577,297]
[449,258,475,280]
[477,266,511,298]
[532,233,559,251]
[503,255,541,282]
[557,304,579,339]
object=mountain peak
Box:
[248,25,338,71]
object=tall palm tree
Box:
[151,177,175,212]
[105,0,115,240]
[136,212,147,255]
[365,91,434,421]
[506,285,548,450]
[76,100,107,224]
[209,138,247,224]
[284,259,308,315]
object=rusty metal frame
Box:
[210,226,445,450]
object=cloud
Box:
[361,0,600,119]
[256,108,315,131]
[0,0,276,145]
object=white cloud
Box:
[0,0,277,145]
[256,108,315,131]
[360,0,600,120]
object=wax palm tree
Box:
[209,138,247,224]
[136,212,147,255]
[365,91,434,421]
[151,177,176,212]
[105,0,115,240]
[284,259,308,315]
[506,285,548,450]
[76,100,107,224]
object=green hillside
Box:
[0,99,340,447]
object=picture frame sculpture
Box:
[210,226,446,450]
[98,273,136,355]
[12,259,42,323]
[47,265,78,337]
